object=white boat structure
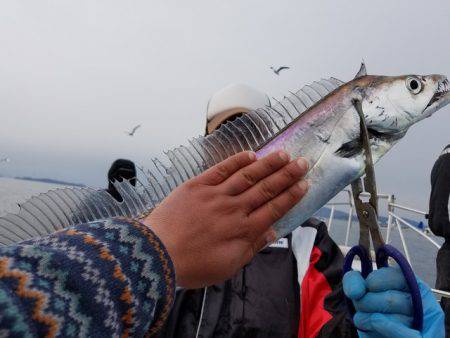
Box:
[322,188,450,299]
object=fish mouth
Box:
[425,78,450,112]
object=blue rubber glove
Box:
[343,267,444,338]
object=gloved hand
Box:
[343,267,444,338]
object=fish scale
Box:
[0,77,353,245]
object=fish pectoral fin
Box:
[335,138,363,158]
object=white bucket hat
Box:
[206,83,270,134]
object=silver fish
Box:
[0,64,449,245]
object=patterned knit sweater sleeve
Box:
[0,217,176,338]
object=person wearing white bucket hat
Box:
[158,84,356,338]
[205,83,271,134]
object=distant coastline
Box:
[13,176,85,187]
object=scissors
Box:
[342,100,423,331]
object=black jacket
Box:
[429,145,450,239]
[158,219,356,338]
[106,159,136,202]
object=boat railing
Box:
[324,189,450,298]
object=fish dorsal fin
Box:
[0,186,129,245]
[0,77,345,245]
[354,62,367,78]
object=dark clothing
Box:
[429,145,450,336]
[0,218,175,337]
[436,241,450,293]
[158,219,356,338]
[429,145,450,239]
[107,159,137,201]
[437,241,450,337]
[162,237,300,338]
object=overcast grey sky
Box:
[0,0,449,209]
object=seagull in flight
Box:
[0,157,10,163]
[125,124,141,136]
[270,66,290,75]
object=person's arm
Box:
[0,217,175,337]
[0,151,309,336]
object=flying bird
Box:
[0,158,10,163]
[270,66,290,75]
[125,124,141,136]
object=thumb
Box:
[238,229,277,268]
[254,228,277,254]
[343,271,366,301]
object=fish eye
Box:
[406,76,422,94]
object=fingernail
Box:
[298,180,310,193]
[278,151,289,161]
[297,158,309,171]
[248,152,256,161]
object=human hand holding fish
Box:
[145,150,309,288]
